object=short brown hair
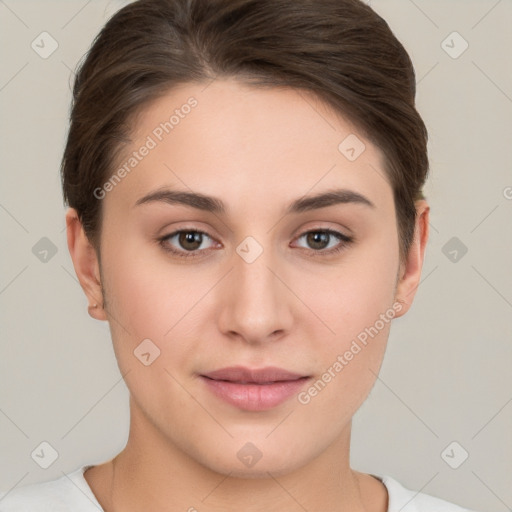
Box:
[61,0,429,266]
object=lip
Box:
[200,366,311,411]
[202,366,306,383]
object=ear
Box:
[393,200,430,318]
[65,207,107,321]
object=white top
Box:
[0,465,477,511]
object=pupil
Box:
[309,232,328,249]
[180,232,201,251]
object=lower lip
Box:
[200,376,311,411]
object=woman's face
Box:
[79,78,422,477]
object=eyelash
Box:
[157,228,354,259]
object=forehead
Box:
[105,78,392,215]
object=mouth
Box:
[201,365,308,383]
[199,366,312,411]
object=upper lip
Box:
[201,366,307,384]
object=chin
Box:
[200,448,307,480]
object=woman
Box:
[0,0,478,510]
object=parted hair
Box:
[61,0,429,265]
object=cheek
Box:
[101,243,214,374]
[103,241,189,335]
[300,228,398,406]
[100,250,204,413]
[315,227,399,343]
[296,288,396,430]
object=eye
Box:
[159,229,218,259]
[158,227,354,260]
[294,229,354,256]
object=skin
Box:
[66,78,429,512]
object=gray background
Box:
[0,0,511,510]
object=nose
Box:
[217,239,294,345]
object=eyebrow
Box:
[134,187,375,214]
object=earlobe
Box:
[393,200,430,318]
[65,207,107,321]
